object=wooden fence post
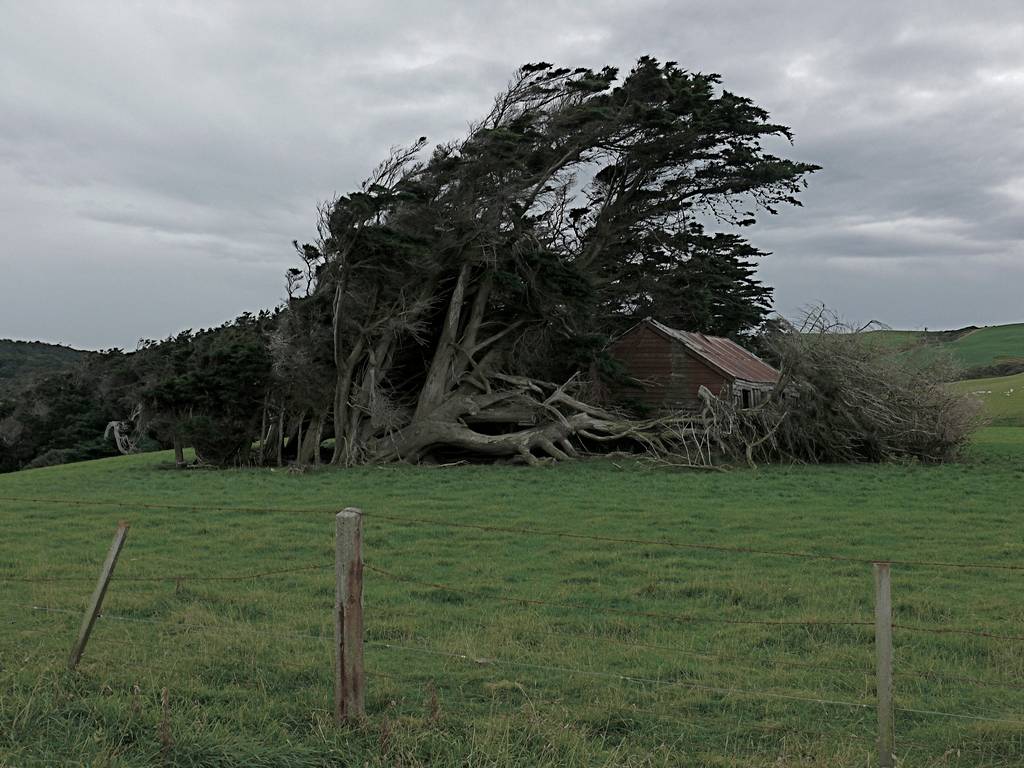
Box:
[874,561,894,768]
[68,520,130,670]
[334,508,365,723]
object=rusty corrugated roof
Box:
[643,318,780,384]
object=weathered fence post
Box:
[68,520,130,670]
[334,508,365,723]
[874,561,894,768]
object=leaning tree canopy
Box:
[273,57,821,466]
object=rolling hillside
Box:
[948,323,1024,368]
[0,338,93,396]
[867,323,1024,375]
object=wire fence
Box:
[2,494,1024,764]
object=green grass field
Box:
[4,430,1024,767]
[867,323,1024,370]
[949,325,1024,368]
[954,373,1024,427]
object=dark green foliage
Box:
[0,355,124,472]
[595,230,773,341]
[569,59,816,341]
[963,360,1024,379]
[134,313,276,466]
[0,314,275,472]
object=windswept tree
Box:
[276,57,819,465]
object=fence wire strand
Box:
[0,562,333,584]
[363,562,875,631]
[366,639,878,711]
[9,604,333,646]
[4,596,1024,731]
[362,668,873,742]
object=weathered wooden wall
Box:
[611,325,729,411]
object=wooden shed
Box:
[609,318,780,412]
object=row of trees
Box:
[0,315,274,472]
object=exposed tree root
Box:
[364,375,721,468]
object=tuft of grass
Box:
[2,429,1024,766]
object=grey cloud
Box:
[1,0,1022,348]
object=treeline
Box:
[3,57,976,472]
[0,314,275,472]
[4,56,804,472]
[0,55,818,471]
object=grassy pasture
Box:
[954,372,1024,427]
[3,430,1024,766]
[949,324,1024,368]
[866,323,1024,370]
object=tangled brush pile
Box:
[702,309,983,465]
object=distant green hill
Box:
[866,323,1024,378]
[947,324,1024,368]
[0,339,93,397]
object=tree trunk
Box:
[258,393,269,464]
[450,273,493,384]
[298,410,326,466]
[294,410,306,464]
[414,263,472,420]
[173,431,185,468]
[276,407,285,467]
[313,413,325,466]
[331,337,365,465]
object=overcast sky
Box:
[2,1,1022,349]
